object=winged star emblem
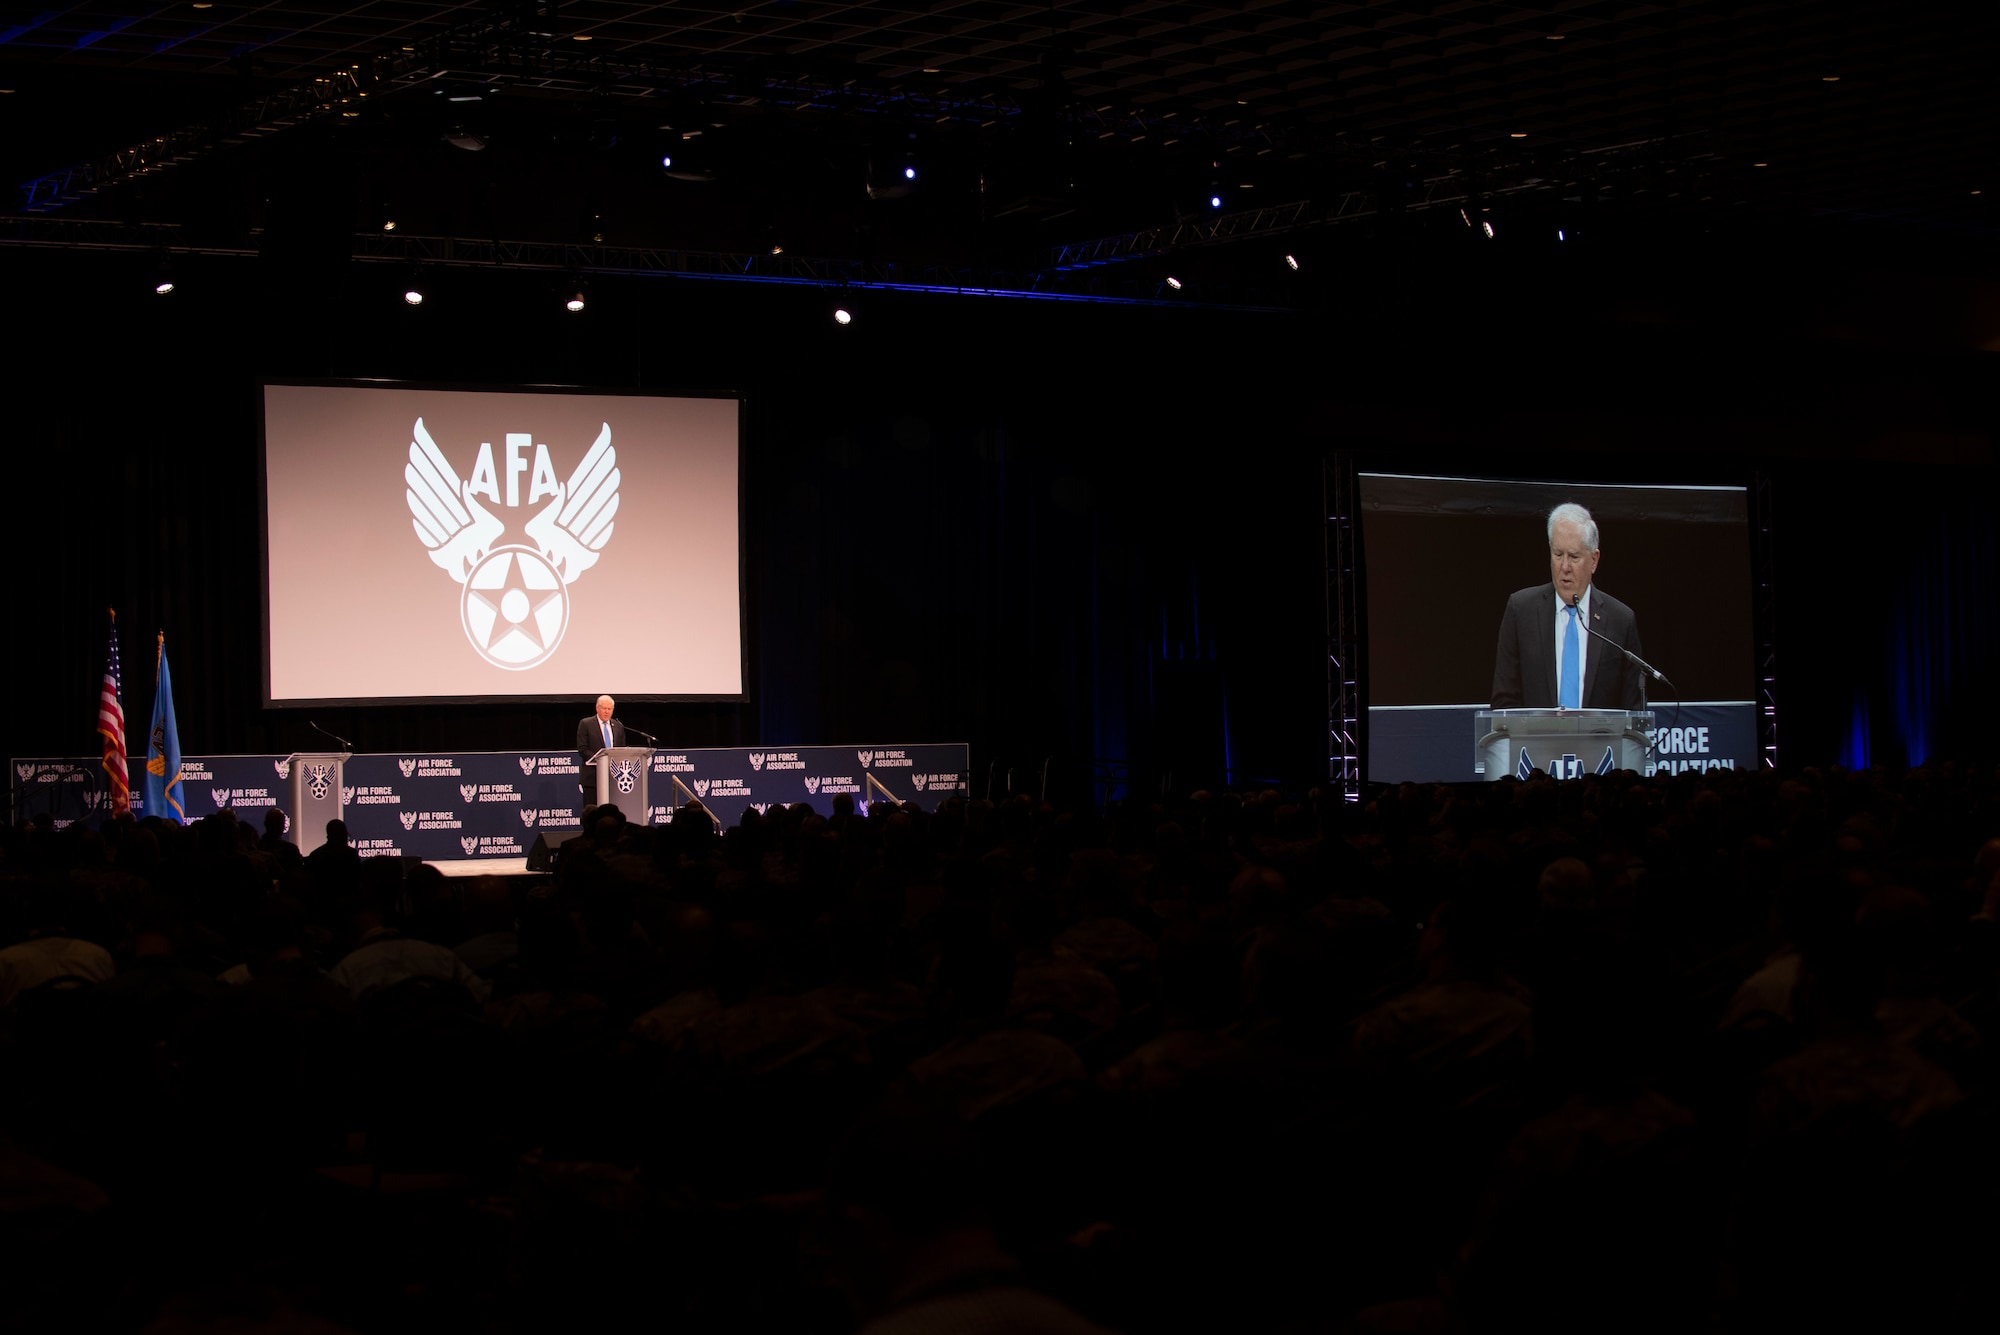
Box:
[404,417,619,670]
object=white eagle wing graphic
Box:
[524,422,619,583]
[405,418,504,581]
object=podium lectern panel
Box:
[282,752,351,852]
[590,746,655,823]
[1474,710,1653,780]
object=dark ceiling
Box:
[3,1,1996,304]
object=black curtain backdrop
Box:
[8,238,1998,788]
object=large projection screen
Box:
[263,381,743,705]
[1360,473,1756,782]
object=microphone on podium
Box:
[310,720,354,749]
[1567,594,1676,692]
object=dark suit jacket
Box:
[576,716,628,794]
[1490,584,1647,710]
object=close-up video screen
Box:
[1360,472,1756,781]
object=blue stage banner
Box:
[148,755,295,826]
[342,752,570,862]
[646,743,972,829]
[14,742,971,856]
[10,758,111,829]
[1367,703,1760,783]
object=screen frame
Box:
[1344,449,1766,783]
[258,377,749,709]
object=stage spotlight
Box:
[1165,276,1183,289]
[904,165,916,180]
[154,279,176,296]
[833,307,854,325]
[660,154,673,168]
[566,291,587,313]
[1210,194,1223,209]
[770,244,785,256]
[1482,220,1496,238]
[404,288,424,306]
[382,219,397,232]
[1284,254,1300,270]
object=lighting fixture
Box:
[1284,254,1299,270]
[154,280,176,295]
[1210,195,1222,208]
[404,289,424,306]
[1165,276,1183,290]
[1510,132,1527,138]
[566,291,587,313]
[661,154,673,168]
[904,166,916,180]
[833,308,853,325]
[1482,221,1496,238]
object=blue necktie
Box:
[1560,606,1581,709]
[602,720,613,751]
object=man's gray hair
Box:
[1547,503,1600,551]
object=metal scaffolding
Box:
[1324,453,1362,801]
[14,0,1275,215]
[1753,471,1779,768]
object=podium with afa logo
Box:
[1474,709,1655,780]
[283,751,351,851]
[588,745,655,823]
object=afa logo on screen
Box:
[403,417,621,670]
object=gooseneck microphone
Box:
[310,720,354,749]
[1567,595,1676,693]
[1568,594,1678,755]
[616,719,659,744]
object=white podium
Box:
[1474,709,1654,780]
[281,751,351,851]
[588,745,655,823]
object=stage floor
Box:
[429,857,532,877]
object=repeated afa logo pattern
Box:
[404,417,621,671]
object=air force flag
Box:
[143,634,185,823]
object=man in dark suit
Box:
[1491,504,1647,710]
[576,695,627,798]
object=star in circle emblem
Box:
[459,545,570,669]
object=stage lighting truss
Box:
[15,1,1286,215]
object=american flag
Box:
[99,609,129,817]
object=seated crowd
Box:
[3,764,1999,1333]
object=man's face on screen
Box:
[1549,521,1599,602]
[596,697,615,723]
